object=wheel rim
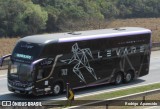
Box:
[54,84,60,94]
[126,73,132,82]
[116,74,122,84]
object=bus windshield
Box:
[12,41,42,62]
[8,61,33,82]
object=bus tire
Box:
[124,71,133,83]
[114,72,123,85]
[52,83,63,95]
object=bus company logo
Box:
[40,59,53,66]
[2,101,11,106]
[21,44,33,49]
[98,45,148,58]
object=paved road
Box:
[0,51,160,101]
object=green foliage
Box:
[0,0,26,36]
[0,0,48,37]
[1,0,160,37]
[45,5,59,32]
[99,1,119,19]
[23,1,48,34]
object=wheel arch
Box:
[115,70,125,78]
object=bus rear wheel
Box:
[114,73,123,85]
[52,83,63,95]
[124,72,133,83]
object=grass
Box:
[47,82,160,109]
[1,18,160,56]
[81,92,160,109]
[77,83,160,100]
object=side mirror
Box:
[30,58,47,72]
[0,58,3,67]
[0,54,11,67]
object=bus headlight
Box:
[25,86,33,91]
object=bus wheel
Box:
[52,83,62,95]
[124,72,133,83]
[115,73,123,85]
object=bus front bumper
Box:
[8,83,33,95]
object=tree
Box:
[45,5,60,32]
[99,0,119,19]
[0,0,48,37]
[0,0,27,36]
[24,1,48,35]
[1,0,160,37]
[57,5,88,31]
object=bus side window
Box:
[37,68,51,80]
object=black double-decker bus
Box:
[0,27,151,96]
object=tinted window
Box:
[12,41,42,61]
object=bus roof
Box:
[19,27,151,44]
